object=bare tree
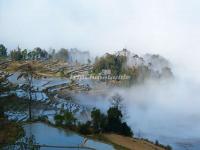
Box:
[110,93,128,120]
[17,63,40,120]
[110,93,123,110]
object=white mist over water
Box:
[117,78,200,137]
[119,55,200,149]
[75,61,200,149]
[126,72,199,150]
[119,72,200,149]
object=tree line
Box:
[93,53,127,76]
[54,94,133,137]
[0,44,70,61]
[0,44,7,58]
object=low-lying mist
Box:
[75,66,200,148]
[116,77,200,138]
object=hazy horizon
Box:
[1,0,200,77]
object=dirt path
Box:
[103,134,165,150]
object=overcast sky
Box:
[0,0,200,74]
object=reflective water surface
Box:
[23,122,115,150]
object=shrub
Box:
[106,107,133,137]
[63,111,76,127]
[54,114,64,126]
[120,122,133,137]
[78,121,92,135]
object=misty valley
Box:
[1,46,200,150]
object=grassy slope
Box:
[87,133,165,150]
[102,134,165,150]
[0,120,24,147]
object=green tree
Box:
[34,47,42,60]
[63,111,76,126]
[106,107,122,133]
[32,47,48,60]
[54,114,64,125]
[10,48,23,61]
[106,105,133,137]
[78,121,92,135]
[93,53,126,76]
[120,122,133,137]
[55,48,69,62]
[0,44,7,57]
[91,108,102,133]
[22,49,28,60]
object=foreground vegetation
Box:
[0,109,24,148]
[54,94,133,137]
[0,120,23,147]
[52,94,171,150]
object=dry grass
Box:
[4,61,59,77]
[0,120,23,146]
[5,61,23,72]
[103,134,165,150]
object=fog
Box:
[1,0,200,149]
[117,78,200,136]
[75,75,200,149]
[74,51,200,149]
[1,0,200,73]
